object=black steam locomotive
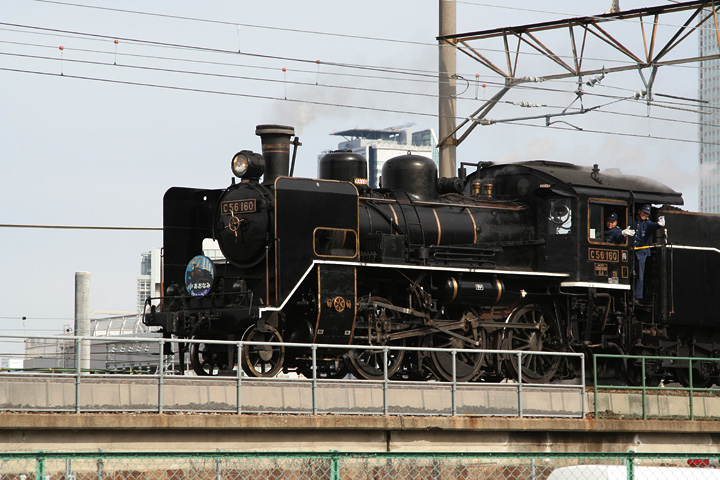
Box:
[144,124,720,385]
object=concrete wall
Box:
[1,413,719,454]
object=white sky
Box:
[0,0,704,337]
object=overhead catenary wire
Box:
[30,0,709,53]
[7,0,713,120]
[31,0,438,47]
[0,35,710,115]
[0,223,161,230]
[1,46,714,131]
[0,65,714,146]
[0,18,705,87]
[0,19,708,120]
[0,22,445,80]
[0,18,708,122]
[0,26,711,137]
[0,6,710,143]
[0,19,709,130]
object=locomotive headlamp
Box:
[231,150,265,180]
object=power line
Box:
[1,51,707,132]
[0,37,455,86]
[0,65,442,118]
[0,65,710,146]
[1,20,706,137]
[1,20,708,127]
[0,17,708,142]
[0,22,440,80]
[0,223,161,231]
[1,45,708,121]
[1,18,702,86]
[31,0,437,47]
[0,50,443,101]
[33,0,702,49]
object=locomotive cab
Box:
[468,161,683,288]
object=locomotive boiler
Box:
[145,124,720,386]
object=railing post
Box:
[158,337,164,414]
[75,337,82,414]
[312,344,318,415]
[330,451,340,480]
[580,352,586,418]
[383,347,389,415]
[593,354,598,418]
[36,451,45,480]
[451,349,457,416]
[65,458,74,480]
[97,454,104,480]
[531,458,536,480]
[237,342,243,415]
[517,351,523,418]
[641,357,647,420]
[626,451,635,480]
[689,359,695,420]
[215,452,223,480]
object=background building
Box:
[699,16,720,213]
[137,248,162,314]
[23,314,166,372]
[325,125,439,188]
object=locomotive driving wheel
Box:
[241,324,285,377]
[188,319,235,376]
[189,340,233,376]
[346,296,406,380]
[622,347,661,387]
[499,303,562,383]
[429,310,486,382]
[675,363,712,389]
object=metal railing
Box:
[593,353,720,420]
[0,333,585,417]
[1,451,719,480]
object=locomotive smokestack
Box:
[255,124,295,184]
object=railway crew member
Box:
[629,204,665,300]
[604,212,624,244]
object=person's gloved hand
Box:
[658,216,665,227]
[622,227,635,236]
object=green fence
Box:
[2,452,720,480]
[593,354,720,420]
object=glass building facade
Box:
[699,18,720,213]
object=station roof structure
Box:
[331,128,406,141]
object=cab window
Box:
[588,201,627,245]
[314,228,357,258]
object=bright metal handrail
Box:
[0,333,585,416]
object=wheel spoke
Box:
[429,312,485,382]
[346,297,405,380]
[501,304,561,383]
[190,340,231,376]
[242,325,285,377]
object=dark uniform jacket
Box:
[604,227,624,244]
[630,218,662,253]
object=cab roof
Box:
[475,160,684,206]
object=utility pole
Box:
[74,271,91,373]
[438,0,457,178]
